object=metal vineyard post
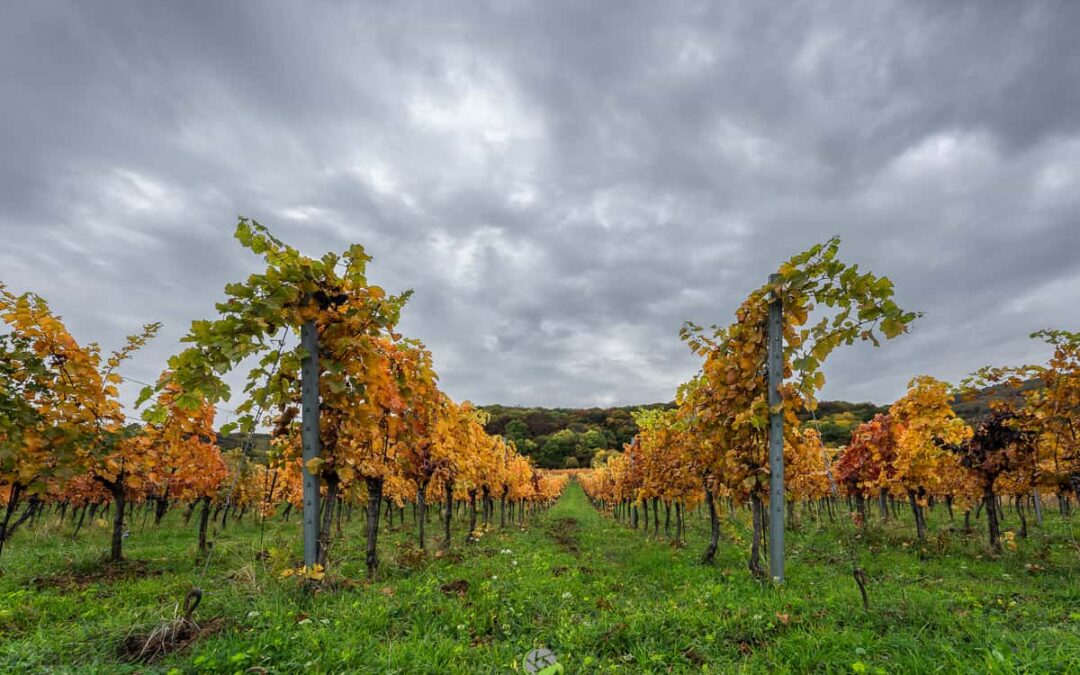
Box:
[767,273,784,583]
[301,320,321,567]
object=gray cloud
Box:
[2,0,1078,412]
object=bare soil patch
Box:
[32,560,162,590]
[546,517,580,554]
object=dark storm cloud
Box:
[2,0,1078,412]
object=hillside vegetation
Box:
[485,383,1035,470]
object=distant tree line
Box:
[795,401,886,446]
[484,387,1019,467]
[481,404,672,469]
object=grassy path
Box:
[2,481,1079,672]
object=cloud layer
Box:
[2,1,1079,412]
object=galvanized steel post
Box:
[767,273,785,583]
[301,320,321,567]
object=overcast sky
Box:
[2,1,1078,415]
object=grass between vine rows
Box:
[1,482,1079,673]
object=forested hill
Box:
[480,403,673,469]
[481,401,890,469]
[482,385,1021,469]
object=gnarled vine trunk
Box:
[908,490,927,542]
[749,492,765,578]
[984,486,1001,552]
[71,504,87,536]
[702,486,720,564]
[365,477,384,576]
[154,492,170,525]
[416,481,429,550]
[481,486,491,527]
[675,501,684,546]
[0,483,23,559]
[1016,495,1027,538]
[499,488,507,528]
[467,489,478,540]
[107,479,127,562]
[317,473,339,567]
[197,496,212,555]
[441,480,454,550]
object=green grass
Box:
[2,483,1079,673]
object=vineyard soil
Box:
[2,482,1078,673]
